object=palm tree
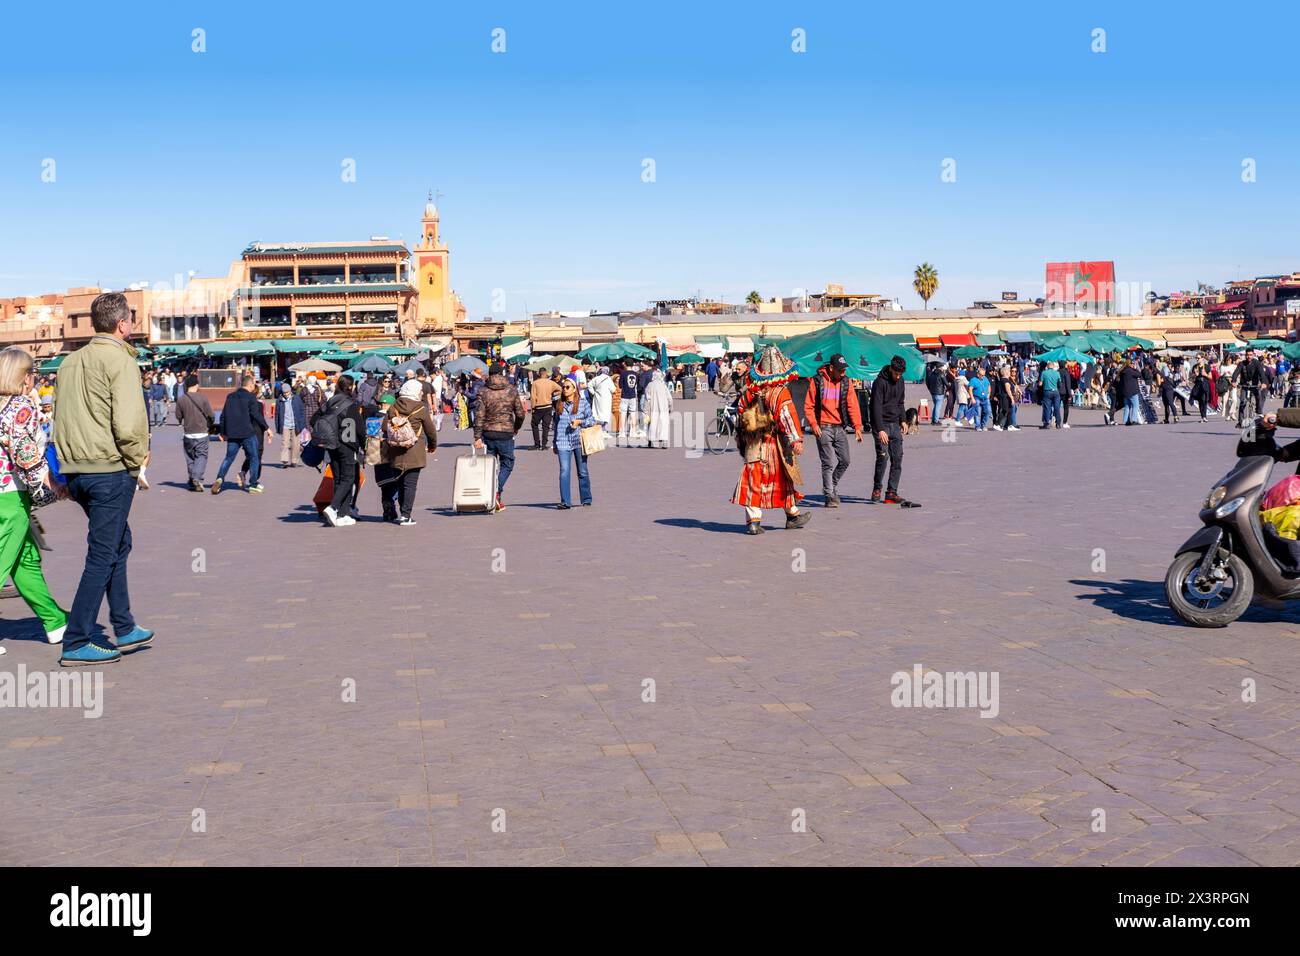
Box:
[746,290,762,306]
[913,263,939,309]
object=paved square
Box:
[3,392,1299,866]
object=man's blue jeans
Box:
[483,435,515,494]
[976,397,992,428]
[1042,391,1062,427]
[930,393,944,424]
[557,448,591,506]
[64,470,137,653]
[1124,394,1142,424]
[216,435,260,485]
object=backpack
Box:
[309,398,344,450]
[383,408,419,448]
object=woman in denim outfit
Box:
[552,378,601,509]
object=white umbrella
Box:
[289,357,343,373]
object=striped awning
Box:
[535,338,580,352]
[501,339,531,360]
[1162,330,1241,347]
[726,336,754,354]
[915,336,942,350]
[652,329,697,348]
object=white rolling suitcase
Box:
[452,445,498,513]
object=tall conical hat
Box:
[751,344,794,382]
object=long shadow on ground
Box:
[655,517,748,535]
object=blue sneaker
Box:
[60,643,122,667]
[115,626,154,653]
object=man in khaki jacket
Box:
[52,292,153,667]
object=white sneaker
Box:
[1007,426,1020,431]
[399,517,417,527]
[0,645,5,656]
[335,515,356,527]
[992,425,1003,431]
[1062,423,1071,429]
[46,625,66,644]
[322,505,340,527]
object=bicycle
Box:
[705,403,738,454]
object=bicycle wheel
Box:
[705,418,734,454]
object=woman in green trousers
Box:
[0,347,68,655]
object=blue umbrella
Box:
[443,355,489,376]
[351,353,394,374]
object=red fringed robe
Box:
[731,379,804,509]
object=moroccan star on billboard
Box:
[1045,261,1116,308]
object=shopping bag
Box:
[580,424,607,455]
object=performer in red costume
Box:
[731,345,811,535]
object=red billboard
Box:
[1046,261,1116,308]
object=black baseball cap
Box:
[828,353,848,371]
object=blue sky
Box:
[1,1,1295,316]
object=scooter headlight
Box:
[1214,496,1246,519]
[1206,485,1228,509]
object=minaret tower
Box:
[415,190,453,330]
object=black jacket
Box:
[1235,359,1264,388]
[1118,366,1142,400]
[869,369,905,429]
[219,388,268,441]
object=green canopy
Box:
[673,352,706,365]
[268,339,338,354]
[200,340,276,357]
[1087,330,1152,352]
[575,342,657,363]
[504,354,532,365]
[974,333,1001,348]
[1031,331,1094,353]
[155,346,199,363]
[315,350,359,366]
[951,345,987,359]
[1281,343,1300,362]
[38,354,65,372]
[780,317,925,382]
[370,346,419,358]
[1036,347,1093,364]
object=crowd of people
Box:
[13,289,1300,662]
[918,346,1291,431]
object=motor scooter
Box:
[1165,421,1300,626]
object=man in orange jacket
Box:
[803,354,864,507]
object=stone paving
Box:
[3,389,1299,866]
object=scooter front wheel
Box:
[1164,550,1254,628]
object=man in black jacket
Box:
[1234,349,1265,427]
[869,355,919,507]
[1118,359,1144,425]
[212,375,272,494]
[924,361,947,424]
